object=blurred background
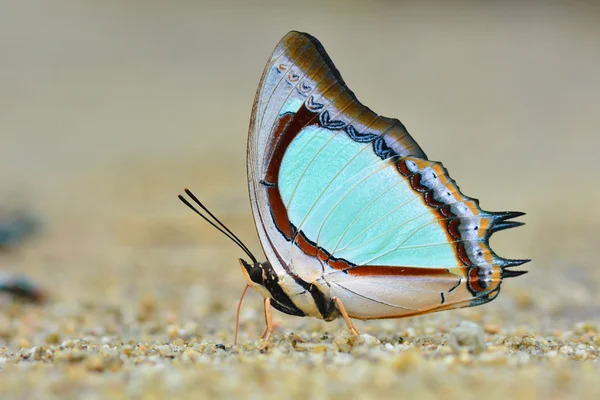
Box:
[1,0,599,343]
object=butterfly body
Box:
[240,259,338,320]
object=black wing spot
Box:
[448,278,462,293]
[260,180,277,187]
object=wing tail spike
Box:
[489,220,525,234]
[500,258,531,268]
[485,210,526,237]
[491,211,526,222]
[502,269,528,279]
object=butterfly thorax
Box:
[239,258,338,321]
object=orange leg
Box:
[260,298,273,350]
[333,297,360,336]
[260,325,268,339]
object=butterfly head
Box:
[239,258,262,283]
[239,258,272,297]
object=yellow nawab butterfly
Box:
[180,31,528,348]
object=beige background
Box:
[2,0,599,323]
[1,1,599,398]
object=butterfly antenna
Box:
[234,284,250,346]
[178,189,258,264]
[182,188,257,263]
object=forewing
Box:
[247,31,426,274]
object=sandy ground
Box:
[1,1,599,399]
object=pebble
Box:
[85,355,106,372]
[181,349,201,363]
[448,321,486,354]
[45,332,61,345]
[483,323,501,335]
[293,342,338,353]
[559,345,574,356]
[389,350,422,372]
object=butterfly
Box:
[180,31,528,348]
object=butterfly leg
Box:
[260,297,274,350]
[333,297,360,336]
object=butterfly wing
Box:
[247,31,527,319]
[247,32,426,273]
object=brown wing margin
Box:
[297,32,356,101]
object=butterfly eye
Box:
[249,265,263,284]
